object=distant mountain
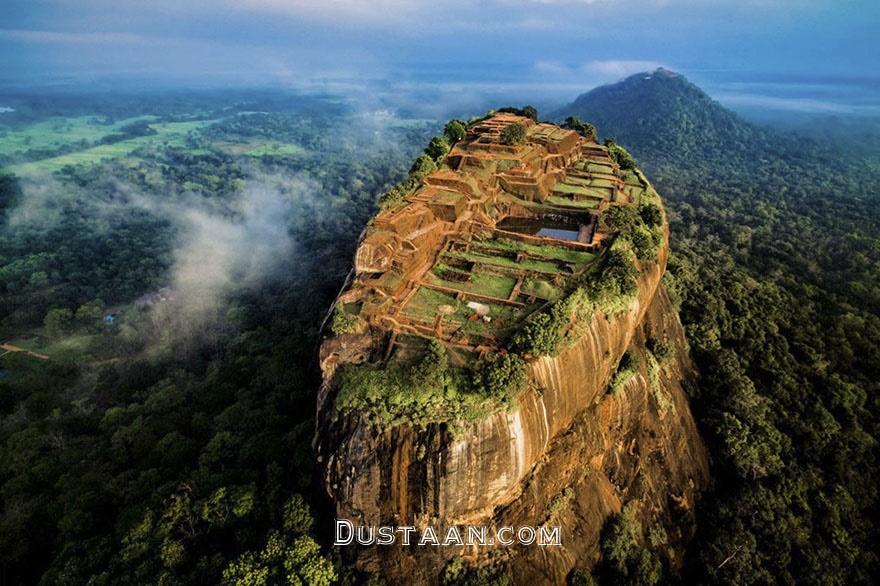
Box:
[552,69,880,586]
[554,68,773,167]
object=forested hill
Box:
[558,71,880,583]
[555,68,779,166]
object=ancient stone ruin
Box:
[337,113,641,358]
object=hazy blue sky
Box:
[2,0,878,112]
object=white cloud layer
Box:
[584,59,666,78]
[535,59,667,81]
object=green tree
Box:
[409,154,437,178]
[425,135,451,161]
[500,123,526,146]
[563,116,597,140]
[44,307,74,337]
[282,494,314,535]
[604,138,637,170]
[475,353,528,405]
[223,532,336,586]
[598,509,663,586]
[444,119,467,143]
[75,300,105,332]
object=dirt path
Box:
[0,343,50,360]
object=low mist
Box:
[7,170,322,353]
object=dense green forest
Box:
[1,76,879,586]
[0,94,434,585]
[562,71,880,585]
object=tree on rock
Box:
[425,135,451,161]
[563,116,597,140]
[501,123,527,146]
[444,119,467,143]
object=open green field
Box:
[0,115,157,157]
[572,161,615,175]
[214,141,305,157]
[561,176,597,187]
[4,333,100,359]
[445,303,514,324]
[3,336,42,352]
[5,119,220,175]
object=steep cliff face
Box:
[317,251,708,584]
[492,284,709,583]
[314,115,709,583]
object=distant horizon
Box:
[3,0,879,119]
[2,67,879,124]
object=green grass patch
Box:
[552,182,593,196]
[4,337,43,352]
[521,277,563,301]
[558,175,595,187]
[43,334,99,356]
[402,287,459,320]
[590,178,617,188]
[587,163,615,174]
[445,249,562,274]
[545,195,602,209]
[7,119,220,175]
[486,237,597,265]
[0,115,158,157]
[445,300,524,327]
[426,270,516,300]
[216,141,304,157]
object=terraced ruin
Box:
[333,113,653,364]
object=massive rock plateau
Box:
[315,114,710,583]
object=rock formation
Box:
[315,113,709,584]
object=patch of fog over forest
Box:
[9,171,318,347]
[0,95,438,351]
[0,94,444,585]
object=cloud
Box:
[533,59,667,82]
[0,29,148,45]
[534,60,573,76]
[229,0,423,24]
[713,92,858,114]
[6,177,69,228]
[9,170,316,336]
[518,0,610,4]
[163,179,301,321]
[227,0,614,27]
[583,59,666,78]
